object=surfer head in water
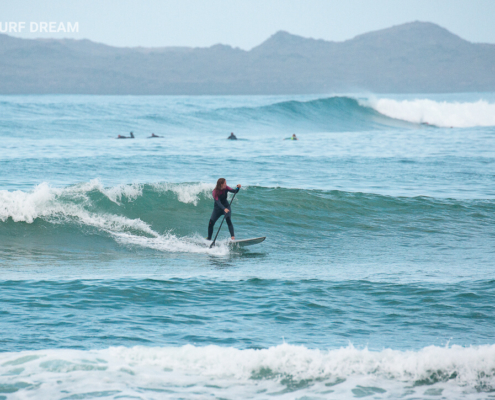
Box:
[228,132,237,140]
[292,134,298,140]
[207,178,241,241]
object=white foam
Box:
[152,182,214,205]
[0,182,59,223]
[0,182,152,234]
[63,178,144,204]
[365,98,495,128]
[114,232,231,256]
[1,343,495,399]
[0,181,230,256]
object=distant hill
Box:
[0,21,494,94]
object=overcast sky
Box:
[2,0,495,49]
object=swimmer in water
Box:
[117,132,135,139]
[148,133,161,138]
[227,132,238,140]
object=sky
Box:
[2,0,495,49]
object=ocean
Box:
[1,93,495,399]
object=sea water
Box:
[0,93,494,399]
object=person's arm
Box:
[226,185,241,193]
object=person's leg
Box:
[225,216,235,239]
[207,220,215,240]
[207,208,222,240]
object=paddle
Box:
[210,190,238,248]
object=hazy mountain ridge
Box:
[0,21,494,94]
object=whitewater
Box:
[1,93,495,399]
[2,344,495,399]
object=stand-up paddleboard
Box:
[230,237,266,247]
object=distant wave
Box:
[206,96,419,131]
[366,98,495,128]
[1,343,495,398]
[215,96,495,130]
[5,95,492,135]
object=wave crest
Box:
[367,98,495,128]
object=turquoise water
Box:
[1,94,495,399]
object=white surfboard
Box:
[230,237,266,247]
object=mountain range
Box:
[0,21,494,94]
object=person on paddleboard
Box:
[207,178,241,241]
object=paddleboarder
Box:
[207,178,241,241]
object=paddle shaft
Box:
[210,191,238,248]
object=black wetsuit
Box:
[207,186,239,240]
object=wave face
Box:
[2,344,495,399]
[367,98,495,127]
[203,96,419,131]
[207,95,495,130]
[0,180,229,256]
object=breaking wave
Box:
[1,179,494,258]
[0,179,229,256]
[366,98,495,128]
[2,343,495,399]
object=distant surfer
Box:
[284,134,298,140]
[227,132,238,140]
[207,178,241,241]
[148,133,161,138]
[117,132,134,139]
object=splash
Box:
[152,182,214,205]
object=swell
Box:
[2,96,494,142]
[213,96,495,129]
[1,180,494,254]
[0,96,420,136]
[193,96,420,131]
